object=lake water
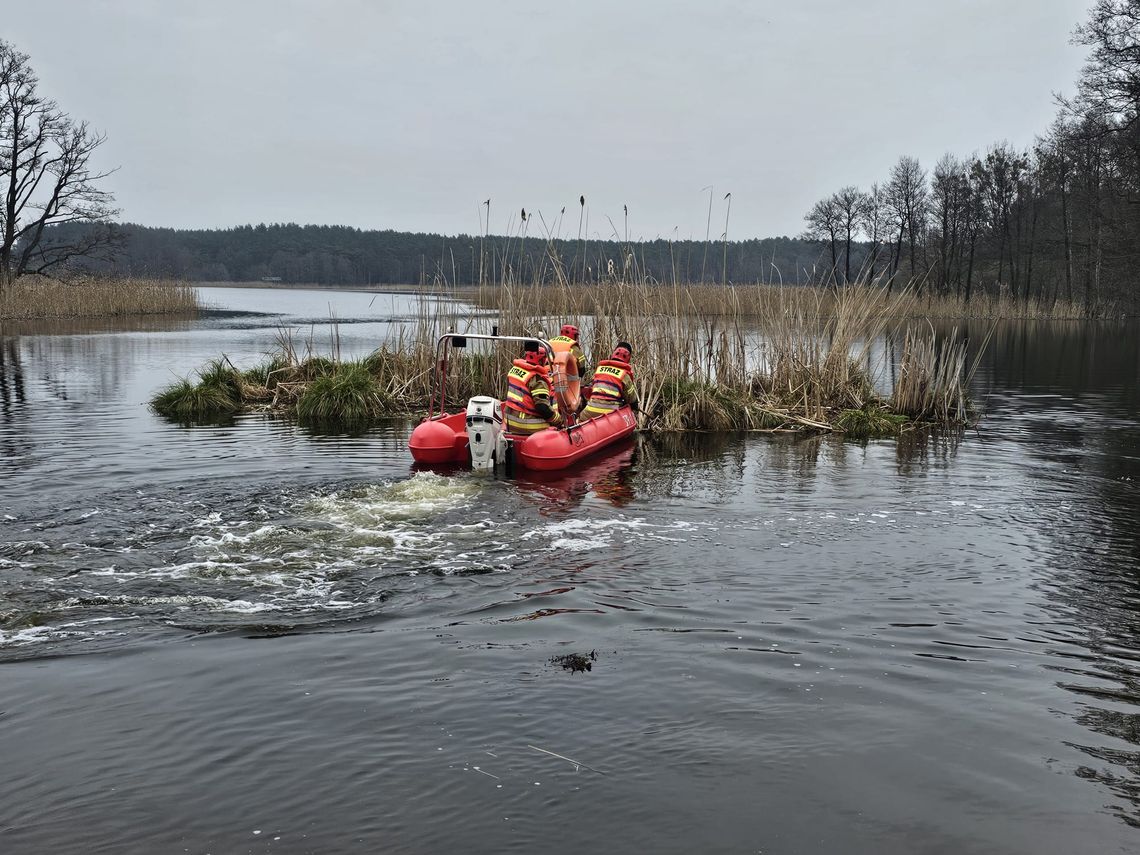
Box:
[1,287,1138,854]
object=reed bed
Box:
[0,276,198,320]
[152,278,980,438]
[489,278,975,435]
[911,291,1093,320]
[471,279,1096,322]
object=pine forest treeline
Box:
[51,222,832,288]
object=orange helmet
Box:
[611,342,632,363]
[560,324,579,339]
[524,345,548,366]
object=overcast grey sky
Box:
[7,0,1091,240]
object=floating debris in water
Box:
[527,744,607,775]
[550,650,597,673]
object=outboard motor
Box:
[465,396,506,471]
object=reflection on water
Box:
[514,440,638,514]
[0,336,26,410]
[0,310,199,338]
[1,291,1140,854]
[969,321,1140,831]
[0,338,30,471]
[893,428,964,475]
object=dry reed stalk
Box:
[466,276,1104,322]
[0,276,198,320]
[889,327,970,423]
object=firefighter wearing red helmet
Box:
[581,341,638,420]
[549,322,589,414]
[549,323,588,384]
[504,344,563,434]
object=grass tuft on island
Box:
[0,275,198,320]
[151,280,981,438]
[834,405,911,439]
[151,378,241,423]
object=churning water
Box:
[1,287,1138,854]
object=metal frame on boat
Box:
[408,332,637,472]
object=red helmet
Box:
[560,324,579,339]
[524,345,548,366]
[611,345,631,363]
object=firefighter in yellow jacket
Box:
[504,344,563,435]
[549,323,588,415]
[549,324,588,384]
[582,341,638,420]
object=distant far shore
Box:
[194,281,448,294]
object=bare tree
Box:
[962,163,985,303]
[859,182,887,285]
[832,186,867,285]
[803,195,842,282]
[931,154,970,295]
[971,144,1029,297]
[0,40,118,289]
[1038,118,1077,303]
[886,156,929,288]
[1072,1,1140,130]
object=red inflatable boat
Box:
[407,333,638,472]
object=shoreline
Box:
[194,281,458,296]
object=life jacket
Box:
[585,358,633,413]
[549,335,579,357]
[504,359,552,418]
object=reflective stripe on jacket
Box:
[505,409,552,435]
[504,359,560,431]
[505,360,546,416]
[584,358,634,415]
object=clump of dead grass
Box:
[0,276,198,320]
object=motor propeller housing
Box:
[465,396,506,471]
